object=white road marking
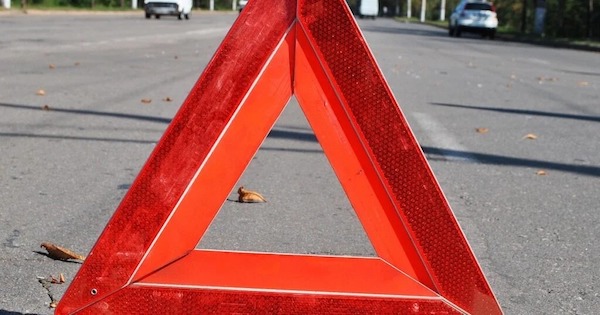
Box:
[411,112,478,163]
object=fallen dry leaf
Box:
[41,242,86,261]
[523,133,538,140]
[578,81,589,87]
[536,170,547,176]
[36,89,46,96]
[41,105,51,111]
[74,62,80,66]
[238,186,267,203]
[475,127,489,134]
[537,76,558,83]
[50,301,58,308]
[141,98,152,104]
[49,64,56,69]
[162,97,173,102]
[47,273,65,284]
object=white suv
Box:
[449,0,498,39]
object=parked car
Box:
[449,0,498,39]
[238,0,248,12]
[144,0,192,20]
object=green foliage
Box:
[387,0,599,39]
[28,0,133,8]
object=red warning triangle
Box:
[57,0,502,314]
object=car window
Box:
[464,3,492,10]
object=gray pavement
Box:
[0,10,599,315]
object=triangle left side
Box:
[55,2,296,312]
[131,26,296,284]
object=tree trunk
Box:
[588,0,594,38]
[521,0,528,33]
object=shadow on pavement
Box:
[0,310,43,315]
[431,102,600,123]
[0,102,171,124]
[422,146,600,177]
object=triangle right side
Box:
[294,0,502,314]
[293,23,434,291]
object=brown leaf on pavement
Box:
[523,133,538,140]
[237,186,267,203]
[537,76,558,83]
[162,97,173,102]
[475,127,489,134]
[46,273,65,284]
[141,98,152,104]
[36,89,46,96]
[41,105,51,111]
[578,81,589,87]
[40,242,86,261]
[49,64,56,69]
[536,170,547,176]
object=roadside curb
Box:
[496,34,600,53]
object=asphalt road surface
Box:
[1,10,598,315]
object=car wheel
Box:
[185,13,190,20]
[178,13,183,20]
[489,30,496,39]
[155,15,160,19]
[145,13,151,19]
[448,26,453,36]
[455,27,462,37]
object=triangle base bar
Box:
[78,286,461,314]
[139,250,437,297]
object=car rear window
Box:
[464,3,492,10]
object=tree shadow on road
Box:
[0,102,171,124]
[0,310,43,315]
[430,102,600,123]
[422,146,600,177]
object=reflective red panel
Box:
[56,1,296,313]
[298,0,500,313]
[77,287,461,315]
[57,0,502,314]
